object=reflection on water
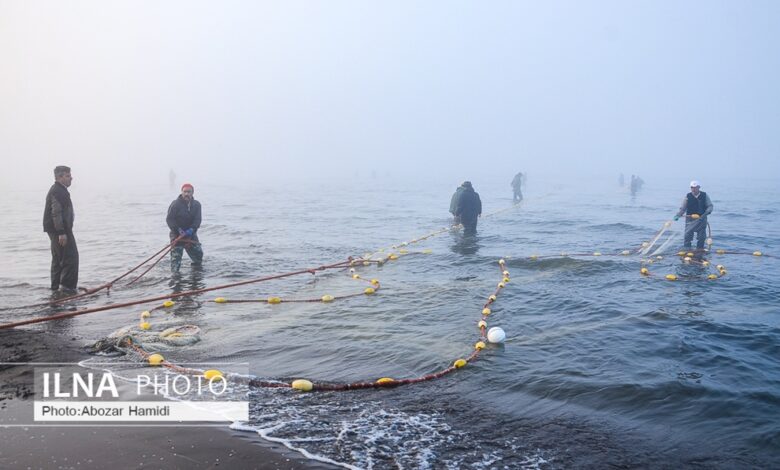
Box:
[167,264,207,317]
[168,263,206,295]
[2,177,779,468]
[450,231,481,256]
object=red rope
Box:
[0,237,186,312]
[0,258,353,330]
[126,244,175,286]
[116,235,184,286]
[207,274,380,304]
[106,261,507,393]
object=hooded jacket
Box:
[455,186,482,226]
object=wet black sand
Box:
[0,328,331,469]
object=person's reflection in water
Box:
[678,255,710,315]
[451,231,481,256]
[681,285,705,317]
[168,263,206,315]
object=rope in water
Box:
[0,259,354,330]
[365,201,523,260]
[126,238,187,286]
[206,270,382,304]
[0,235,187,312]
[118,259,511,392]
[513,216,770,282]
[1,200,528,329]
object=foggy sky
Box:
[1,0,779,190]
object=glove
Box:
[673,215,679,221]
[184,228,194,237]
[178,228,186,236]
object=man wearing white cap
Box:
[674,180,713,250]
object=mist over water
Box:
[2,175,779,467]
[2,1,780,467]
[2,1,780,190]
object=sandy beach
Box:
[0,328,332,470]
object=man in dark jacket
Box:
[43,165,79,292]
[166,183,203,272]
[674,180,713,250]
[455,181,482,234]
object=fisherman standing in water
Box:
[455,181,482,234]
[630,175,643,195]
[674,180,713,250]
[511,171,524,202]
[166,183,203,271]
[43,165,79,293]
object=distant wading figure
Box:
[511,172,524,202]
[43,165,79,293]
[167,183,203,272]
[455,181,482,234]
[630,175,644,195]
[674,180,713,250]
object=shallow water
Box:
[2,176,779,468]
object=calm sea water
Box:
[1,176,779,468]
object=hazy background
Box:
[2,4,780,466]
[1,0,779,191]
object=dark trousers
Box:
[461,214,478,235]
[48,231,79,290]
[171,241,203,272]
[684,219,707,249]
[462,220,478,235]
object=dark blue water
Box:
[1,176,779,468]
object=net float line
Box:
[0,258,354,330]
[365,201,525,260]
[206,273,381,304]
[121,260,511,393]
